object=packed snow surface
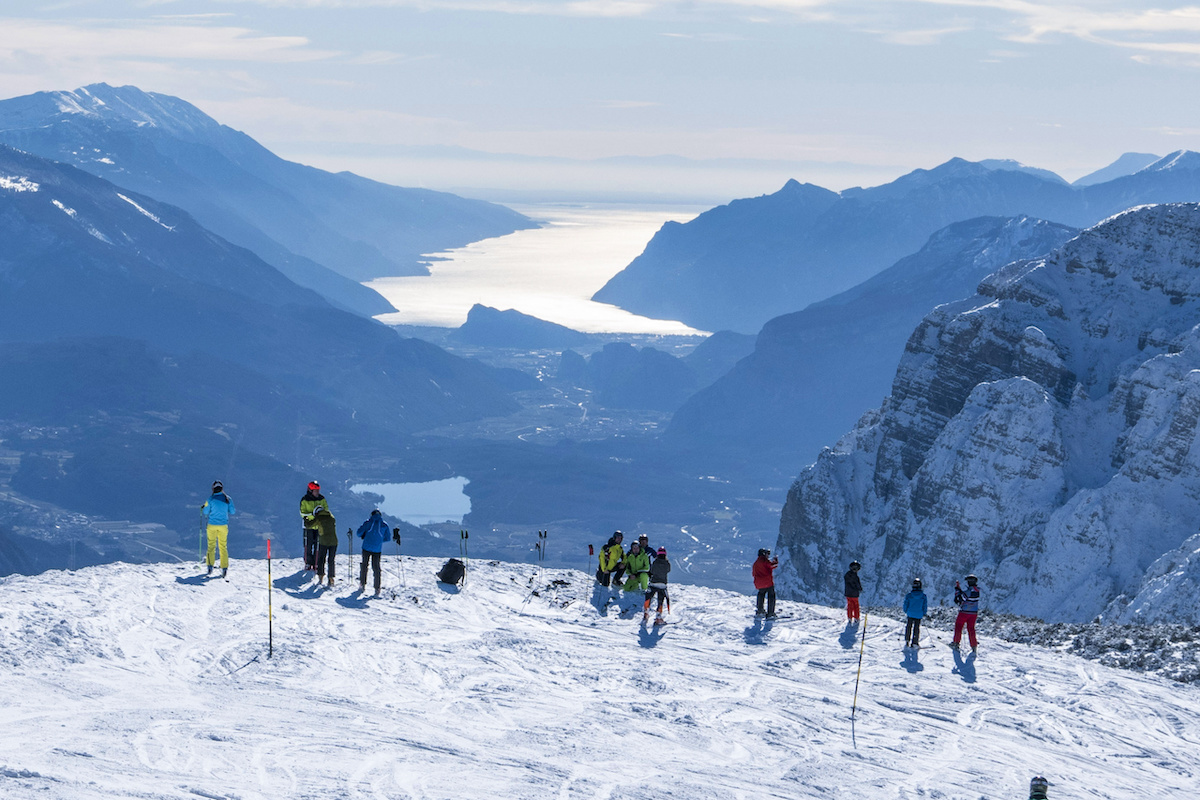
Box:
[0,558,1197,799]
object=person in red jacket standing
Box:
[752,548,779,619]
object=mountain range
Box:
[595,152,1200,333]
[0,143,529,560]
[0,83,534,316]
[664,216,1079,477]
[776,203,1200,625]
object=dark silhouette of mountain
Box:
[1073,152,1160,186]
[594,154,1200,332]
[681,331,756,388]
[664,216,1079,476]
[0,145,529,554]
[0,144,521,434]
[555,343,698,411]
[451,305,589,349]
[0,83,535,314]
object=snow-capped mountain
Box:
[0,144,528,553]
[1073,152,1161,186]
[775,204,1200,625]
[0,557,1195,799]
[595,153,1200,333]
[0,83,534,314]
[664,216,1078,478]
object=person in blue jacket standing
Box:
[903,578,928,648]
[201,480,236,578]
[356,509,390,597]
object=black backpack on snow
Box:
[437,558,466,586]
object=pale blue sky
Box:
[3,1,1199,200]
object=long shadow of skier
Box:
[174,574,213,586]
[335,593,370,609]
[838,621,860,650]
[590,583,614,616]
[901,648,925,673]
[273,568,313,592]
[744,617,770,645]
[951,648,976,683]
[638,623,667,649]
[437,582,462,595]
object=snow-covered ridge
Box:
[778,203,1200,625]
[0,557,1195,799]
[117,192,174,231]
[0,175,38,192]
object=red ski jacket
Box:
[752,557,778,589]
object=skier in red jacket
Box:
[752,548,779,619]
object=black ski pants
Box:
[316,542,337,579]
[304,527,319,568]
[756,586,776,616]
[360,550,382,591]
[906,617,923,647]
[644,585,668,613]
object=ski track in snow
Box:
[0,559,1196,799]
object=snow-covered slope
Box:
[777,203,1200,625]
[0,558,1196,799]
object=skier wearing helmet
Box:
[844,561,862,622]
[950,573,982,652]
[752,548,779,618]
[300,481,328,571]
[903,578,928,648]
[1028,776,1049,800]
[643,547,671,624]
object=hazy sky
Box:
[3,1,1199,200]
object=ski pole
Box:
[587,544,593,577]
[392,528,406,589]
[347,526,353,583]
[199,508,206,570]
[267,538,274,659]
[851,611,869,719]
[460,530,469,585]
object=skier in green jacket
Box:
[311,506,338,587]
[621,541,651,592]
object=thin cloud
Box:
[601,100,661,108]
[0,18,336,63]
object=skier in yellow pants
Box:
[202,480,236,578]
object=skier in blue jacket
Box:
[903,578,928,648]
[356,509,390,596]
[201,480,236,578]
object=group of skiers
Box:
[842,560,982,652]
[201,479,396,596]
[594,531,672,623]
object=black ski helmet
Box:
[1030,776,1048,794]
[966,574,978,585]
[849,560,861,570]
[912,578,922,589]
[758,548,770,558]
[212,480,223,493]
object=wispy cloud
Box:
[0,18,335,63]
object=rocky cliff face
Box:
[776,203,1200,624]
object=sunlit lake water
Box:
[369,204,707,335]
[351,478,472,526]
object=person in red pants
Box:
[844,561,862,622]
[950,574,981,651]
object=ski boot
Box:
[206,565,213,576]
[221,568,227,579]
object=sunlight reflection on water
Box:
[351,478,472,526]
[368,204,707,335]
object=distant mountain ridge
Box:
[0,83,535,314]
[776,203,1200,625]
[595,151,1200,332]
[664,215,1079,475]
[0,144,528,550]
